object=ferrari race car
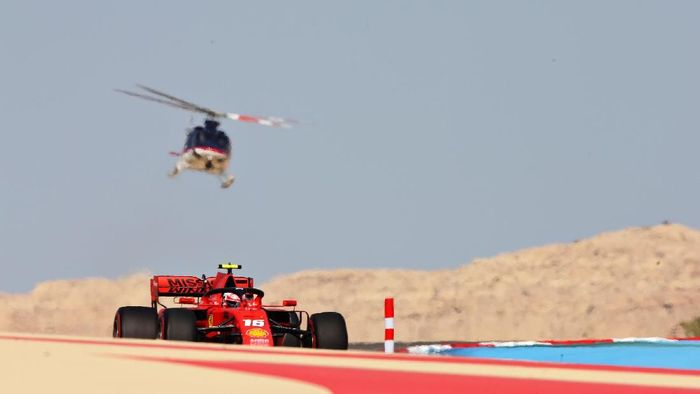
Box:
[113,264,348,349]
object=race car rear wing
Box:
[151,276,206,301]
[150,274,255,303]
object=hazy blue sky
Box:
[1,1,698,292]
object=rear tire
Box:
[311,312,348,350]
[113,306,158,339]
[281,333,302,347]
[162,309,197,341]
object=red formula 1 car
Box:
[113,264,348,349]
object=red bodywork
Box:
[150,272,304,346]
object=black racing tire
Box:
[301,330,313,348]
[162,308,197,341]
[310,312,348,350]
[113,306,158,339]
[281,333,302,347]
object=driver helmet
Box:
[223,292,241,307]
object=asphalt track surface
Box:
[3,333,700,393]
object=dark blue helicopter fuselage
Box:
[184,120,231,156]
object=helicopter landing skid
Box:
[220,174,235,189]
[169,162,188,177]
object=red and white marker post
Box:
[384,297,394,353]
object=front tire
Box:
[311,312,348,350]
[162,309,197,341]
[113,306,158,339]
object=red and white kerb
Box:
[384,298,394,353]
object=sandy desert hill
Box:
[1,223,699,343]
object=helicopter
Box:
[116,85,294,188]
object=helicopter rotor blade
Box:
[115,89,198,112]
[117,84,297,128]
[224,112,297,128]
[135,85,222,118]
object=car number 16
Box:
[243,319,265,327]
